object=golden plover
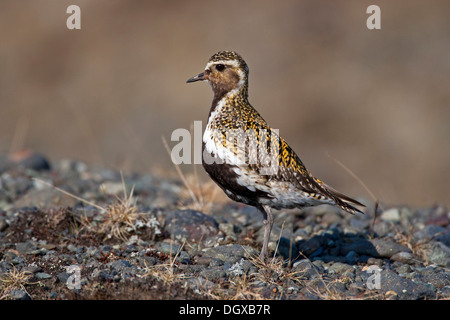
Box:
[187,50,364,261]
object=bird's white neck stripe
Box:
[207,94,228,125]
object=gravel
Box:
[0,153,449,300]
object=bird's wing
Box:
[275,135,365,214]
[232,105,364,214]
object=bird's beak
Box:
[186,72,206,83]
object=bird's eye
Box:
[216,64,225,72]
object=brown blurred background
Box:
[0,0,449,207]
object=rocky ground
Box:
[0,151,449,300]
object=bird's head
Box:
[187,50,249,99]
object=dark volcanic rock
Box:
[165,209,219,242]
[380,270,436,300]
[340,239,379,257]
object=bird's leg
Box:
[259,205,274,262]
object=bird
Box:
[187,50,364,261]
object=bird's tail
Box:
[322,183,365,214]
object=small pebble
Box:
[35,272,52,280]
[380,208,401,222]
[9,289,31,300]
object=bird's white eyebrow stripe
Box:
[205,60,240,70]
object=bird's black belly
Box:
[202,142,270,207]
[202,161,271,207]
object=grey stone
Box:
[231,206,262,226]
[14,188,76,209]
[435,230,450,247]
[341,239,379,257]
[380,208,401,222]
[153,242,190,263]
[199,268,227,281]
[165,210,219,242]
[423,242,450,267]
[91,269,117,282]
[0,217,8,232]
[86,246,100,257]
[395,263,412,275]
[373,221,391,237]
[101,245,112,252]
[3,250,20,264]
[439,285,450,297]
[380,270,436,300]
[293,227,311,239]
[176,251,191,264]
[218,222,238,240]
[108,260,132,271]
[57,272,70,283]
[202,244,257,264]
[328,262,354,275]
[418,269,450,289]
[367,257,384,266]
[125,244,139,253]
[297,235,327,257]
[35,272,52,280]
[391,251,416,264]
[195,256,220,265]
[369,238,412,258]
[9,289,31,300]
[16,241,36,255]
[414,225,446,242]
[345,251,359,264]
[138,256,156,266]
[154,242,182,256]
[277,236,299,260]
[349,217,371,231]
[0,173,33,198]
[66,244,78,252]
[292,259,322,279]
[23,265,42,274]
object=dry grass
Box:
[244,221,305,286]
[141,241,190,285]
[34,175,161,242]
[302,275,384,300]
[247,253,305,287]
[97,180,157,242]
[225,272,265,300]
[0,266,39,300]
[192,267,267,300]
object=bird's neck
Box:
[211,84,248,115]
